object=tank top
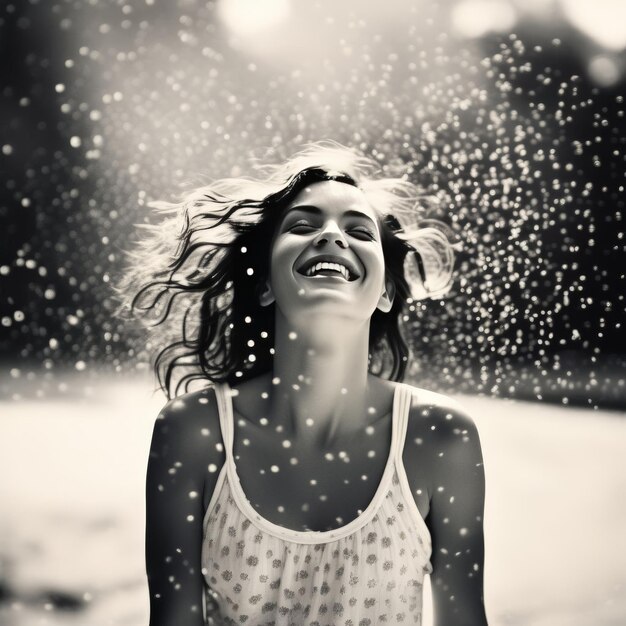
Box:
[201,382,433,626]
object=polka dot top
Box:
[201,383,433,626]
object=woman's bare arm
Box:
[145,390,224,626]
[427,405,487,625]
[407,393,487,625]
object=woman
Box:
[122,143,487,625]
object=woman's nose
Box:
[313,220,348,249]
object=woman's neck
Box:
[268,309,374,445]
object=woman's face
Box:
[266,180,391,323]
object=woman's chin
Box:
[278,295,377,325]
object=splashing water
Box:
[0,1,624,409]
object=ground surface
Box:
[0,374,624,625]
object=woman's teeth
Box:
[305,262,350,280]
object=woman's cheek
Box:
[268,245,302,305]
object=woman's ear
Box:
[376,277,395,313]
[258,280,275,307]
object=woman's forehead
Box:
[284,180,377,221]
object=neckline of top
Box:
[218,381,408,544]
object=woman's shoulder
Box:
[400,383,479,444]
[151,385,224,461]
[400,383,484,483]
[157,385,221,424]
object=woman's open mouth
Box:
[299,261,358,281]
[306,261,350,280]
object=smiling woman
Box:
[117,143,486,626]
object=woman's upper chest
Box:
[226,379,434,530]
[231,411,394,532]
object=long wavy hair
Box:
[116,143,456,399]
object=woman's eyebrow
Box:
[286,204,377,226]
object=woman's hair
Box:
[116,142,456,398]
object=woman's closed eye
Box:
[288,221,316,233]
[288,222,375,240]
[348,228,376,241]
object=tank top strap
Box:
[391,383,413,462]
[391,383,432,551]
[214,382,235,455]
